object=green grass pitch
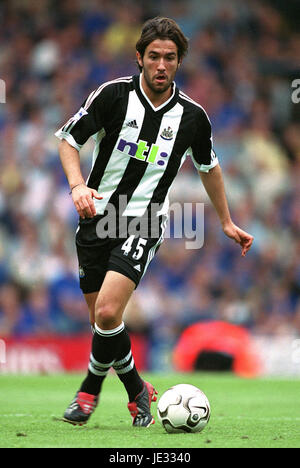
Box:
[0,372,299,448]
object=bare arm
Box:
[58,139,102,219]
[199,164,253,256]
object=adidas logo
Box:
[133,264,141,272]
[126,119,138,129]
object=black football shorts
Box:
[75,214,167,293]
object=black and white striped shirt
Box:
[55,74,218,218]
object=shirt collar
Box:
[138,73,177,112]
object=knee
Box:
[95,302,119,329]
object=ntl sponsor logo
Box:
[117,138,169,166]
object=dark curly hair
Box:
[136,17,189,71]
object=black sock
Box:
[112,326,144,402]
[80,322,125,395]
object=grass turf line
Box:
[0,372,299,448]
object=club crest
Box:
[160,126,173,141]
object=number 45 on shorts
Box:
[121,235,147,260]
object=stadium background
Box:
[0,0,299,376]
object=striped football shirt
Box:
[55,74,218,218]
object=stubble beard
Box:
[142,67,173,95]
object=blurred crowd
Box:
[0,0,300,365]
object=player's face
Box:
[137,39,180,96]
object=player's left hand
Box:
[71,184,103,219]
[222,221,254,257]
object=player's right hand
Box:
[71,184,103,219]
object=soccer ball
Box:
[157,384,210,434]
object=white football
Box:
[157,384,210,433]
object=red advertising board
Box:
[0,334,148,374]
